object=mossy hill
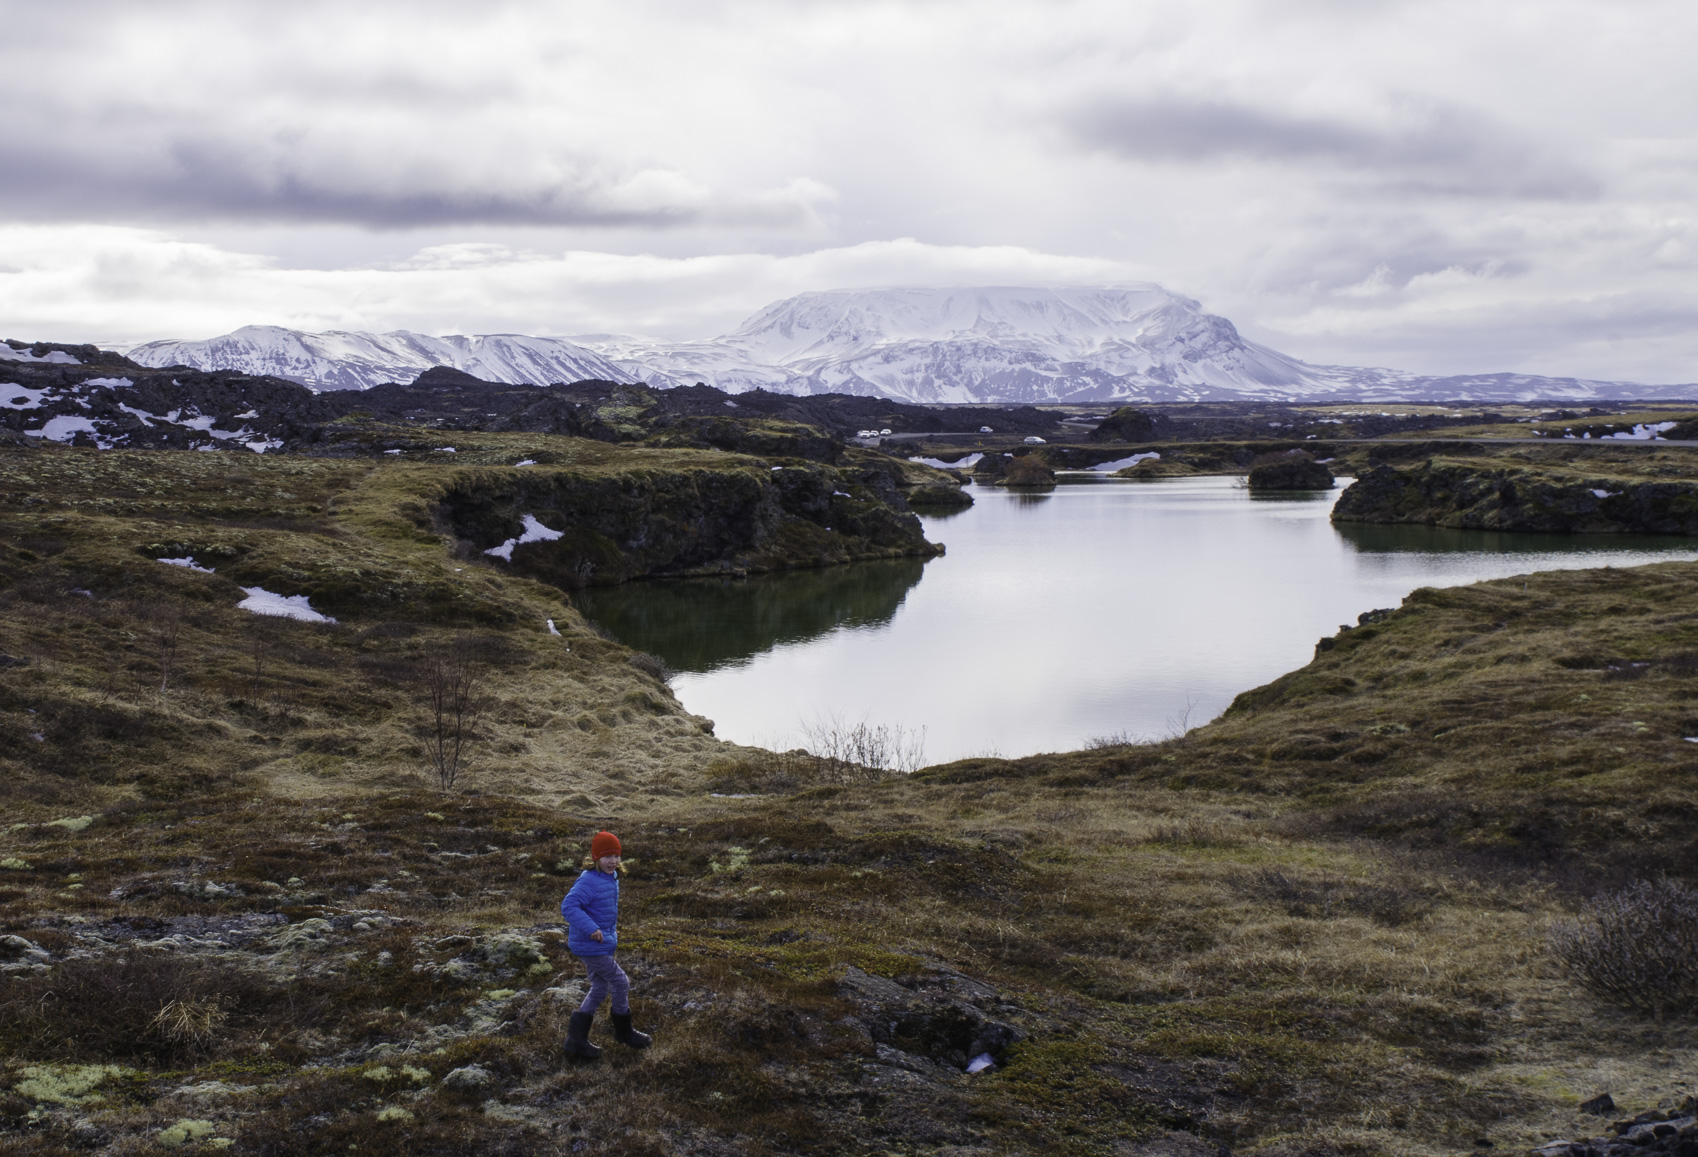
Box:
[4,372,1698,1155]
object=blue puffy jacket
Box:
[560,869,619,956]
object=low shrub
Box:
[1548,878,1698,1019]
[0,954,324,1063]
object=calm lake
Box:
[577,476,1698,763]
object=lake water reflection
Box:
[575,476,1698,762]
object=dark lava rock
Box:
[1248,450,1334,491]
[836,965,1025,1071]
[1530,1110,1698,1157]
[1582,1095,1619,1116]
[1089,406,1156,443]
[1334,461,1698,534]
[410,365,495,389]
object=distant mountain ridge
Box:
[125,286,1691,402]
[128,326,635,392]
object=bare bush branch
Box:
[152,606,182,694]
[416,635,486,792]
[799,712,927,783]
[1548,878,1698,1020]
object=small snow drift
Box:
[157,557,214,574]
[1086,452,1161,472]
[484,514,565,562]
[237,587,336,623]
[908,454,983,470]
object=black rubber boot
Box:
[564,1011,601,1060]
[611,1012,651,1049]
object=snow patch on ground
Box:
[237,587,336,623]
[1590,489,1620,499]
[157,557,214,574]
[484,515,565,561]
[2,386,46,410]
[0,345,79,365]
[1606,422,1677,440]
[80,377,133,389]
[25,415,99,442]
[515,459,537,467]
[908,454,983,470]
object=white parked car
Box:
[980,426,993,433]
[1023,436,1046,444]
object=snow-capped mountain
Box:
[575,285,1681,403]
[121,287,1687,402]
[127,326,635,392]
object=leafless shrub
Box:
[1084,730,1145,749]
[1548,878,1698,1019]
[799,713,927,783]
[151,605,182,694]
[1165,694,1201,741]
[248,630,271,698]
[415,635,486,791]
[629,651,673,683]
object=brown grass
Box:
[5,438,1698,1154]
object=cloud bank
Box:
[1,0,1694,381]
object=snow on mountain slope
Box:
[127,326,635,391]
[580,284,1681,403]
[122,287,1689,402]
[576,285,1330,400]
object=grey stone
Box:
[441,1065,494,1092]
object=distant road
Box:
[875,433,1698,449]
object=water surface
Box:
[577,477,1698,762]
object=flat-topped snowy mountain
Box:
[577,285,1680,403]
[127,326,635,392]
[123,288,1685,402]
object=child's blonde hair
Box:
[582,854,628,875]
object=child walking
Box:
[560,830,652,1059]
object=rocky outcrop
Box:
[836,965,1025,1072]
[997,455,1056,487]
[1089,406,1156,443]
[436,460,942,588]
[1248,450,1334,491]
[1332,462,1698,533]
[1531,1101,1697,1157]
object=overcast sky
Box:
[2,0,1695,381]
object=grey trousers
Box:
[576,953,630,1015]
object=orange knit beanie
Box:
[589,831,622,860]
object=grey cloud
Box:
[1063,93,1600,200]
[0,143,755,230]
